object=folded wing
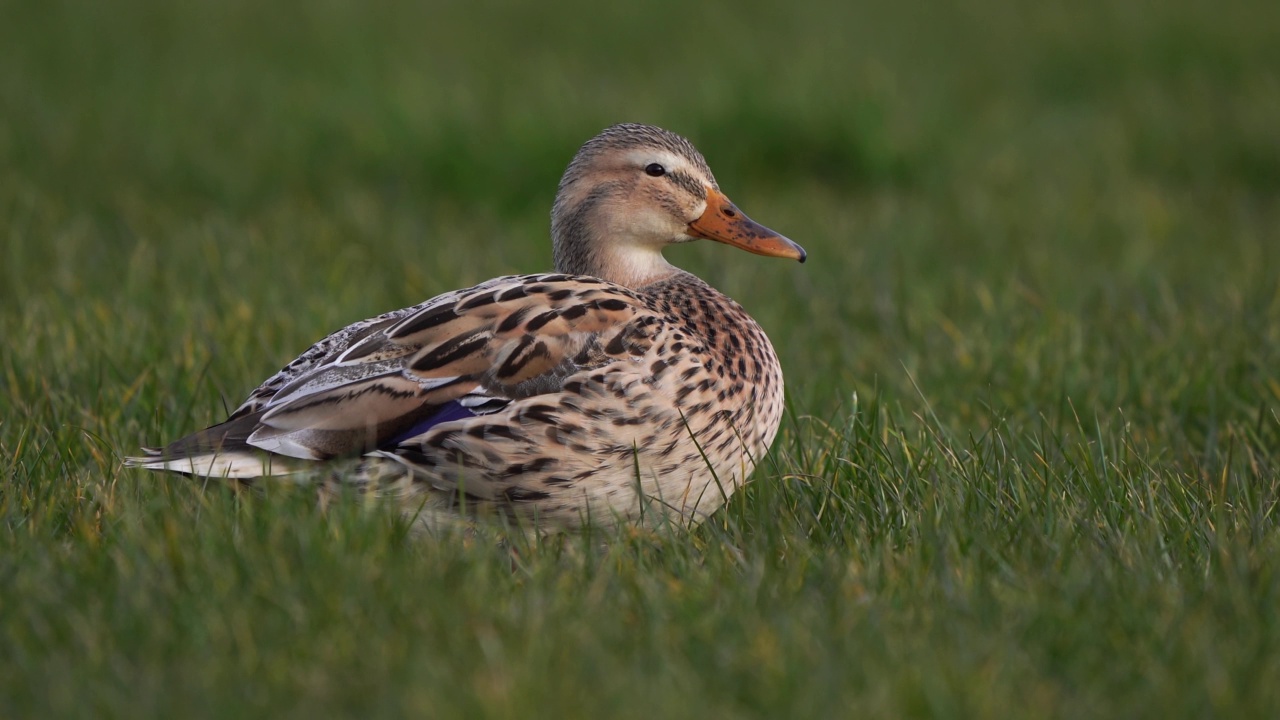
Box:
[127,273,659,478]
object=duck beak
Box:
[687,188,807,263]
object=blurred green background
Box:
[2,0,1279,717]
[4,0,1277,424]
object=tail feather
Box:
[124,450,306,479]
[125,410,310,479]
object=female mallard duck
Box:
[128,123,806,530]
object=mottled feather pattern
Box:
[231,274,648,458]
[357,270,784,528]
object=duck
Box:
[126,123,806,530]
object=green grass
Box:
[3,0,1280,716]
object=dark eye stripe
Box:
[668,171,706,199]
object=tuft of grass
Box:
[2,0,1279,717]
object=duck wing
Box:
[127,273,657,477]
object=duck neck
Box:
[552,191,679,288]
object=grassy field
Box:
[3,0,1280,716]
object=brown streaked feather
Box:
[145,275,657,466]
[257,373,432,432]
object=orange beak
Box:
[687,188,806,263]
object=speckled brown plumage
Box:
[126,123,805,531]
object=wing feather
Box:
[144,274,662,468]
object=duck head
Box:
[551,123,806,288]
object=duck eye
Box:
[644,163,666,177]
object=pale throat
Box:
[558,223,679,288]
[593,242,679,288]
